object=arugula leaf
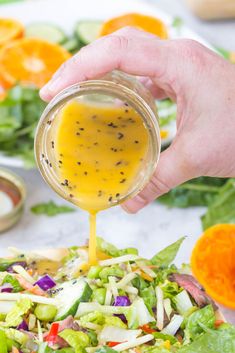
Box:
[184,305,215,341]
[31,201,76,216]
[158,177,227,208]
[179,325,235,353]
[151,237,185,267]
[201,178,235,229]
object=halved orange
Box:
[0,18,24,47]
[0,38,71,88]
[99,13,168,39]
[191,224,235,309]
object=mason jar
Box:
[34,70,161,210]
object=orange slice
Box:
[0,38,71,88]
[0,18,24,47]
[191,224,235,309]
[99,13,168,39]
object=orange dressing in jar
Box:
[54,100,149,265]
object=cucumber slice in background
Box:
[75,21,103,45]
[62,37,80,53]
[54,279,92,321]
[25,23,67,44]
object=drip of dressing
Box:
[54,100,149,265]
[89,212,97,265]
[0,190,14,216]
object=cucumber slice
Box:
[25,23,67,44]
[75,21,102,45]
[62,38,80,53]
[54,279,92,321]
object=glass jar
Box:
[34,71,161,210]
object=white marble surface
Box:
[0,0,234,322]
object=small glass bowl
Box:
[35,71,161,209]
[0,168,26,233]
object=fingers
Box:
[40,27,173,101]
[138,76,168,100]
[121,140,197,213]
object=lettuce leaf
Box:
[99,265,124,282]
[2,275,23,293]
[132,274,149,291]
[105,315,127,328]
[140,286,156,314]
[179,325,235,353]
[0,330,7,353]
[3,328,28,345]
[184,305,215,341]
[80,311,126,328]
[151,237,185,267]
[59,329,90,353]
[5,298,32,327]
[97,237,138,257]
[152,332,177,344]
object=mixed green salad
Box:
[0,237,234,353]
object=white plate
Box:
[0,0,213,168]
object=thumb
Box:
[122,142,195,213]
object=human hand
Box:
[40,27,235,213]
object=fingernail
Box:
[122,195,147,214]
[40,76,62,97]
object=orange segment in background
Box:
[0,18,24,47]
[191,224,235,309]
[99,13,168,39]
[0,38,71,89]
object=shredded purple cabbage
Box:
[34,274,56,291]
[7,261,27,273]
[113,296,131,306]
[114,314,128,324]
[1,287,13,293]
[0,283,13,293]
[113,296,130,324]
[17,320,29,331]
